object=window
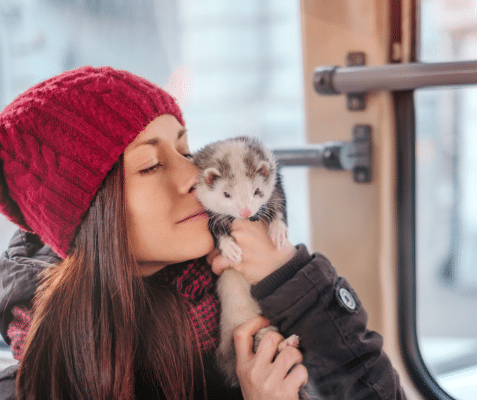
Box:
[415,0,477,398]
[0,0,306,365]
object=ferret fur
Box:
[194,136,288,261]
[193,137,300,384]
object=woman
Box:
[0,66,406,399]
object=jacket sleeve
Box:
[251,245,407,400]
[0,365,17,400]
[0,229,61,344]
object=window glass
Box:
[0,0,307,365]
[416,1,477,398]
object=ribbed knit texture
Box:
[251,245,312,300]
[0,66,184,258]
[8,258,219,360]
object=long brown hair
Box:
[16,157,205,400]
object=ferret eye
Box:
[254,188,261,196]
[223,192,231,198]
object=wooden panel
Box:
[299,1,422,398]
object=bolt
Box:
[354,168,370,183]
[354,126,368,140]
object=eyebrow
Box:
[132,128,187,150]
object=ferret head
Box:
[194,138,277,219]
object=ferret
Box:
[193,136,307,391]
[193,136,289,263]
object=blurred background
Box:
[416,1,477,399]
[0,0,308,369]
[1,1,477,399]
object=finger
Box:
[233,316,271,364]
[206,248,221,265]
[274,346,304,379]
[254,330,286,364]
[230,218,266,236]
[230,217,249,229]
[285,363,308,391]
[209,253,232,276]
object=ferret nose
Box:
[239,208,252,218]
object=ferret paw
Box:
[277,334,300,352]
[269,219,289,249]
[218,236,242,263]
[253,325,279,353]
[254,327,300,356]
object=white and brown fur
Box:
[193,136,300,387]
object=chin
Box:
[190,236,215,259]
[176,229,213,260]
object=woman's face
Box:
[123,114,214,276]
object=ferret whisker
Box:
[266,205,287,216]
[267,199,286,210]
[210,215,229,233]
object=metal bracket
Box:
[314,51,367,111]
[350,124,372,182]
[346,52,366,111]
[273,125,372,183]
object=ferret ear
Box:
[203,167,221,186]
[256,161,271,178]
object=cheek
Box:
[124,177,214,263]
[129,188,164,222]
[127,174,169,210]
[126,182,170,239]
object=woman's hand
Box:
[234,315,308,400]
[207,219,297,284]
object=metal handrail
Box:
[314,60,477,95]
[273,125,372,183]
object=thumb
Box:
[209,252,233,276]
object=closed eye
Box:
[139,163,163,175]
[139,154,191,175]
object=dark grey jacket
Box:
[0,229,407,399]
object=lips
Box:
[178,209,209,223]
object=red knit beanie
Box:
[0,66,184,258]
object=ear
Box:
[203,167,221,186]
[256,161,271,178]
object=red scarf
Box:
[8,258,220,360]
[157,258,220,352]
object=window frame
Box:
[397,1,476,397]
[397,2,453,396]
[396,90,455,400]
[392,0,452,400]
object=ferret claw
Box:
[269,219,289,249]
[254,328,300,355]
[219,236,242,263]
[278,334,300,352]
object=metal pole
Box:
[274,142,360,169]
[314,60,477,95]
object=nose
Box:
[173,154,198,195]
[239,207,252,218]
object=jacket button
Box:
[337,287,357,312]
